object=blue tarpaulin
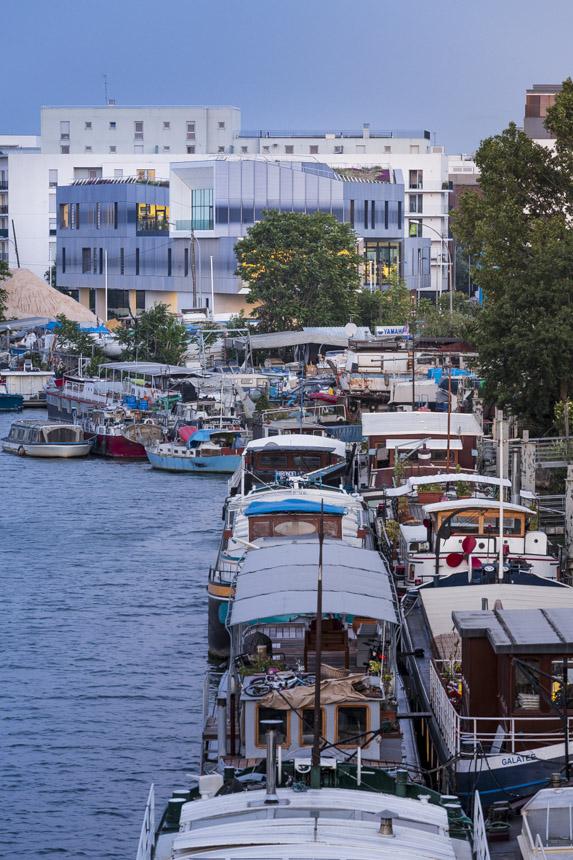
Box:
[244,499,346,517]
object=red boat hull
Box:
[87,432,147,459]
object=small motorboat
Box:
[0,380,24,412]
[146,426,245,473]
[1,419,92,458]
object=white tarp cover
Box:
[245,434,346,457]
[230,542,397,626]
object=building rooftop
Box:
[237,129,431,139]
[452,607,573,654]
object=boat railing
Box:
[135,783,155,860]
[429,662,573,757]
[473,790,491,860]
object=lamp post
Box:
[417,220,453,321]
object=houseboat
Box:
[82,406,161,458]
[2,419,92,458]
[208,485,373,657]
[0,369,52,407]
[401,569,573,807]
[146,427,245,473]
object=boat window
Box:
[259,454,288,468]
[44,427,79,443]
[274,520,317,536]
[551,660,573,709]
[483,516,523,535]
[300,708,325,746]
[292,455,323,469]
[256,707,289,748]
[448,513,481,534]
[336,705,368,745]
[514,658,540,710]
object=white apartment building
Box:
[41,105,240,156]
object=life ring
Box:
[17,446,26,457]
[144,419,153,425]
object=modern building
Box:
[233,124,433,156]
[56,157,431,317]
[523,84,562,141]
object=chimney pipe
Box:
[379,809,396,837]
[262,720,282,804]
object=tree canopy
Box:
[234,210,362,332]
[53,314,107,375]
[117,303,189,365]
[0,260,9,322]
[451,78,573,432]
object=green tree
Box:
[234,210,362,332]
[451,78,573,431]
[0,259,10,321]
[117,303,189,365]
[418,292,479,341]
[354,273,413,330]
[53,313,107,375]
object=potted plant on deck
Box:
[417,482,444,504]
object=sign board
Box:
[374,324,410,336]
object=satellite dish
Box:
[344,322,358,338]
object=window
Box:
[134,121,144,140]
[186,121,196,141]
[334,145,343,154]
[60,121,70,140]
[187,146,195,154]
[61,145,70,154]
[241,146,248,153]
[218,121,226,130]
[349,199,355,227]
[114,169,123,178]
[59,203,69,229]
[136,203,169,233]
[82,247,91,273]
[384,201,389,230]
[109,121,116,130]
[184,247,189,277]
[285,145,294,154]
[309,145,319,154]
[371,200,375,229]
[167,247,172,276]
[109,146,117,153]
[135,248,140,276]
[163,121,170,130]
[483,516,523,536]
[163,146,170,152]
[515,659,540,710]
[136,169,155,181]
[134,145,144,153]
[409,169,423,189]
[49,218,57,236]
[114,202,118,229]
[88,169,98,180]
[398,201,402,230]
[93,248,97,274]
[384,145,391,153]
[256,707,289,748]
[336,706,368,745]
[84,146,92,153]
[409,194,423,214]
[120,248,125,275]
[217,146,225,153]
[410,144,419,154]
[191,188,213,230]
[48,195,56,214]
[99,247,103,274]
[448,513,481,534]
[70,203,76,229]
[96,203,101,229]
[364,200,369,230]
[300,708,325,746]
[551,660,573,709]
[409,220,423,238]
[85,122,92,130]
[49,169,58,188]
[62,247,66,273]
[262,146,270,153]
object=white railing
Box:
[135,783,155,860]
[473,791,491,860]
[429,662,573,757]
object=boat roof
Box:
[230,542,397,626]
[386,473,511,497]
[244,499,346,517]
[399,523,428,541]
[173,787,457,860]
[9,419,78,429]
[98,361,197,376]
[420,583,573,638]
[361,412,483,438]
[422,498,534,515]
[386,438,463,451]
[245,433,346,456]
[452,607,573,654]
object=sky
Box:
[3,0,573,155]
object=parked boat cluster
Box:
[3,340,573,860]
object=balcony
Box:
[0,206,7,215]
[0,229,9,238]
[0,182,8,191]
[136,217,170,235]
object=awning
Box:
[244,499,346,517]
[245,434,346,457]
[385,473,512,497]
[385,438,463,451]
[229,542,397,626]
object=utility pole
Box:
[191,228,197,306]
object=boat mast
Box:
[312,500,324,768]
[498,410,505,580]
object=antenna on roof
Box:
[103,73,115,106]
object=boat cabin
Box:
[244,499,347,542]
[519,787,573,860]
[242,434,347,489]
[6,420,84,445]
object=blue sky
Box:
[4,0,573,154]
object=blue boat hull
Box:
[0,394,24,412]
[146,451,241,473]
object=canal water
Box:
[1,409,228,859]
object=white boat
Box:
[1,419,92,458]
[518,784,573,860]
[146,427,245,473]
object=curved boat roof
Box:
[244,499,346,517]
[245,434,346,457]
[422,498,534,515]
